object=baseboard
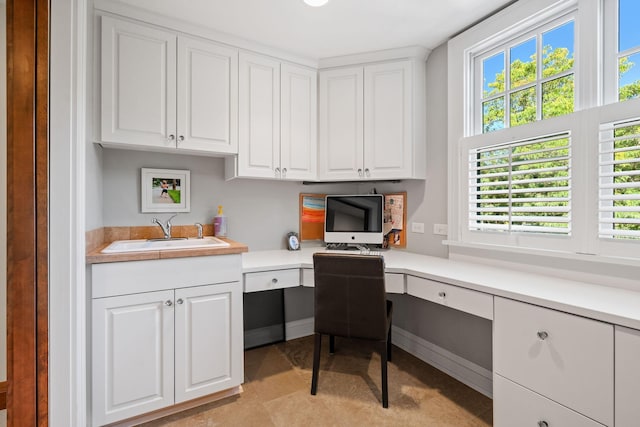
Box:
[244,324,284,349]
[391,326,493,398]
[0,380,7,410]
[277,318,492,398]
[285,317,314,340]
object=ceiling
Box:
[114,0,514,60]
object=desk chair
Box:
[310,252,393,408]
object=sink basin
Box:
[101,236,230,253]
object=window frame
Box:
[473,12,578,135]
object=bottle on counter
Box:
[213,205,227,237]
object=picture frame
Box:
[140,168,190,213]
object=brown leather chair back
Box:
[313,253,387,341]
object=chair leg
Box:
[311,333,322,395]
[381,341,388,408]
[329,335,335,354]
[387,326,392,362]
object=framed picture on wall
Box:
[140,168,190,213]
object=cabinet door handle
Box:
[271,278,278,284]
[537,331,549,340]
[538,421,549,427]
[176,298,184,305]
[282,167,287,178]
[165,300,173,307]
[167,134,175,142]
[438,291,446,298]
[364,168,370,177]
[357,168,363,177]
[178,135,184,142]
[275,167,280,177]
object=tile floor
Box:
[142,335,493,426]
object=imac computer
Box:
[324,194,384,247]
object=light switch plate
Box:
[433,224,448,236]
[411,222,425,233]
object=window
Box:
[449,0,640,263]
[617,0,640,101]
[477,17,575,134]
[599,119,640,239]
[469,133,571,234]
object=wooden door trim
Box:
[6,0,49,425]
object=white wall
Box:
[0,1,7,383]
[101,150,358,250]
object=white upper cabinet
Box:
[318,67,364,180]
[232,53,317,180]
[319,59,425,181]
[101,16,177,148]
[237,52,281,178]
[177,36,238,154]
[364,61,412,179]
[100,16,238,155]
[280,63,317,180]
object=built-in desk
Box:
[242,247,640,427]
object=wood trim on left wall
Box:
[6,0,49,424]
[0,380,7,410]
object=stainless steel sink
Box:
[101,236,230,253]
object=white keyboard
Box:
[359,250,383,256]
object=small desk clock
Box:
[287,232,300,251]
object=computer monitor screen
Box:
[324,194,384,245]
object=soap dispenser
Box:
[213,205,227,237]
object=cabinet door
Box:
[101,16,177,148]
[177,37,238,154]
[318,67,364,180]
[615,326,640,427]
[238,53,281,178]
[174,282,243,403]
[280,64,317,180]
[92,290,175,426]
[364,60,412,179]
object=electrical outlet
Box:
[433,224,448,236]
[411,222,425,233]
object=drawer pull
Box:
[537,331,549,340]
[271,278,278,284]
[176,298,184,305]
[165,300,173,307]
[538,421,549,427]
[438,291,446,298]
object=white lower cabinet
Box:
[615,326,640,427]
[493,297,614,426]
[91,256,243,426]
[92,290,175,426]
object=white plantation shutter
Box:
[468,133,571,234]
[599,119,640,239]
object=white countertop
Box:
[243,247,640,330]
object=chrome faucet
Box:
[152,214,177,239]
[195,222,203,239]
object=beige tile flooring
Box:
[142,335,493,426]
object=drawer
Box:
[494,297,613,426]
[384,273,405,294]
[494,374,605,427]
[406,275,493,320]
[300,268,404,294]
[244,269,300,293]
[301,268,314,287]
